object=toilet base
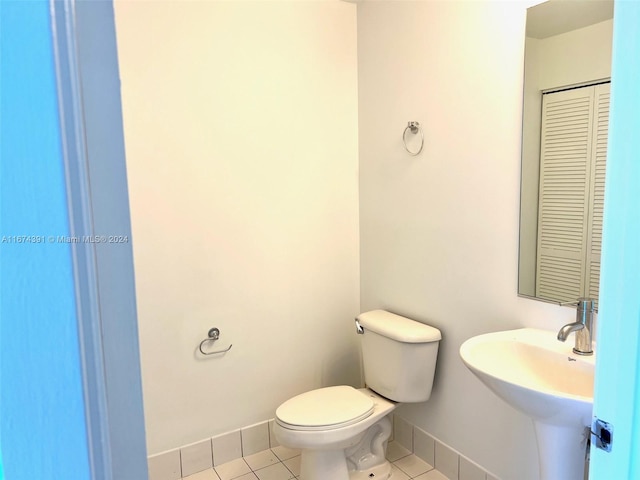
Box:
[298,415,393,480]
[348,461,391,480]
[300,449,350,480]
[299,449,392,480]
[347,415,392,479]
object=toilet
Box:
[273,310,441,480]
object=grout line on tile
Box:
[210,438,214,474]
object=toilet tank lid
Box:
[357,310,441,343]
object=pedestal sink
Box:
[460,328,594,480]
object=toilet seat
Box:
[276,386,375,431]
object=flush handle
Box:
[355,319,364,335]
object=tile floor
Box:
[181,441,449,480]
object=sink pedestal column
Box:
[533,421,589,480]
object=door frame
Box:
[50,1,148,478]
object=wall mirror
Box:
[518,0,613,303]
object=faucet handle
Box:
[559,300,579,307]
[559,298,598,313]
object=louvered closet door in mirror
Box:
[585,83,610,300]
[535,83,609,302]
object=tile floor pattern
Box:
[181,441,449,480]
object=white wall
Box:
[357,2,582,479]
[518,35,541,296]
[114,1,360,455]
[537,19,613,90]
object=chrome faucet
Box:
[557,298,597,355]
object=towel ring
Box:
[199,327,233,355]
[403,121,424,156]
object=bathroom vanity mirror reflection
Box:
[518,0,613,303]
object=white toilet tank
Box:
[357,310,441,403]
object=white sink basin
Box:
[460,328,595,480]
[460,327,594,426]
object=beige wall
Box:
[114,0,360,454]
[357,2,578,479]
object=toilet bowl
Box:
[276,386,396,480]
[273,310,441,480]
